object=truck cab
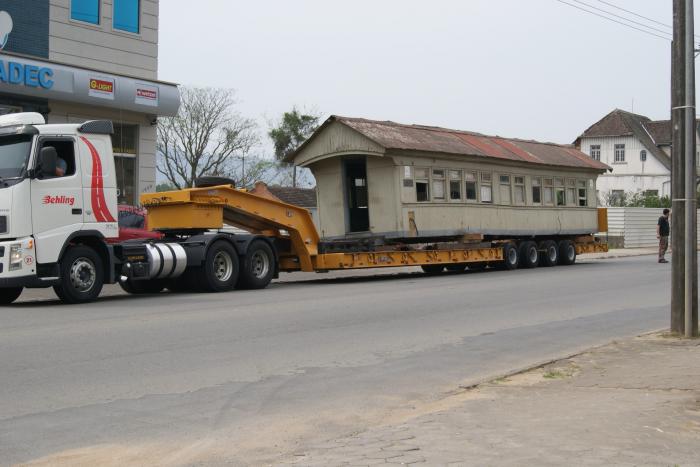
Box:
[0,112,118,302]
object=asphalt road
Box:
[0,255,670,466]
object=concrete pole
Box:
[683,0,698,337]
[671,0,687,334]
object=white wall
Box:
[606,207,700,248]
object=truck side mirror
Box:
[37,146,57,178]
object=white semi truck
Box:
[0,113,607,305]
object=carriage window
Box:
[578,180,588,207]
[499,175,511,205]
[432,169,445,201]
[514,176,525,205]
[532,178,542,204]
[566,187,576,205]
[449,170,461,201]
[543,178,554,205]
[480,172,492,203]
[415,168,430,202]
[465,172,477,201]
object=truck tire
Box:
[0,287,23,304]
[519,241,539,269]
[421,264,445,275]
[238,240,276,289]
[53,245,104,304]
[539,240,559,267]
[194,176,236,188]
[558,240,577,265]
[500,242,519,270]
[120,279,166,294]
[446,264,467,272]
[197,240,239,292]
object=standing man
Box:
[657,208,671,263]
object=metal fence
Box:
[605,207,700,248]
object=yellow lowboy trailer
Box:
[141,184,608,282]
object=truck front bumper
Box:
[0,236,55,288]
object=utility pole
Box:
[671,0,699,337]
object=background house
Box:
[575,109,700,205]
[250,182,318,227]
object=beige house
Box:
[288,116,610,240]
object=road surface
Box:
[0,255,670,465]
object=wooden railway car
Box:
[287,116,611,243]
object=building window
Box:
[71,0,100,24]
[640,149,647,162]
[415,168,430,202]
[590,144,601,161]
[614,144,625,162]
[113,0,140,33]
[579,181,588,207]
[449,170,461,201]
[465,171,477,201]
[532,177,542,204]
[480,173,492,203]
[514,176,525,205]
[644,189,659,197]
[543,178,554,205]
[499,175,511,205]
[112,123,138,204]
[432,169,445,201]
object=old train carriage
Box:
[287,116,611,241]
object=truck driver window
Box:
[40,140,76,178]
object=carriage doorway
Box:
[344,159,370,233]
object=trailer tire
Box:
[446,264,467,272]
[519,241,539,269]
[238,240,276,289]
[421,264,445,275]
[53,245,104,304]
[539,240,559,267]
[120,279,165,294]
[0,287,23,304]
[558,240,577,265]
[500,243,519,270]
[197,241,239,292]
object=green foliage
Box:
[156,182,176,192]
[603,190,671,208]
[268,108,321,162]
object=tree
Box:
[157,87,258,189]
[268,108,321,187]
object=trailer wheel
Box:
[0,287,23,304]
[197,241,239,292]
[500,243,519,270]
[120,279,165,294]
[446,264,467,272]
[558,240,577,265]
[421,264,445,275]
[238,240,276,289]
[539,240,559,267]
[53,245,104,303]
[519,241,539,269]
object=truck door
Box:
[30,137,84,263]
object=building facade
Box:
[575,109,700,204]
[0,0,179,205]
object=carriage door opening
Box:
[344,159,370,232]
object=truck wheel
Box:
[446,264,467,272]
[239,240,276,289]
[500,243,519,270]
[120,279,165,294]
[421,264,445,275]
[558,240,577,265]
[539,240,559,267]
[197,241,239,292]
[53,245,104,304]
[519,241,539,269]
[0,287,23,304]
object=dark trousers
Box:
[659,236,669,260]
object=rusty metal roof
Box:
[292,116,610,172]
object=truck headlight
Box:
[9,243,22,271]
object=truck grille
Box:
[0,216,6,234]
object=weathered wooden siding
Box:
[49,0,158,79]
[295,121,384,167]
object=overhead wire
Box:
[570,0,674,38]
[595,0,700,41]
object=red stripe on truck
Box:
[80,136,115,222]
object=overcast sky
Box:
[159,0,687,149]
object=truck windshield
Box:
[0,134,32,179]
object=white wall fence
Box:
[605,207,700,248]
